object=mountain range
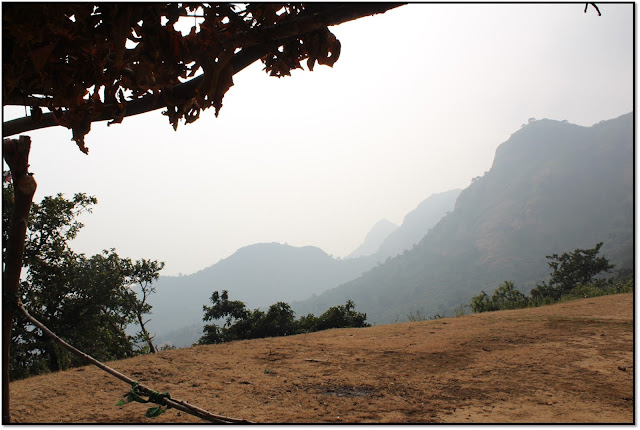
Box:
[147,112,633,347]
[291,113,633,324]
[366,188,462,261]
[147,244,376,346]
[147,190,460,347]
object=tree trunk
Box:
[137,312,156,354]
[127,290,156,354]
[2,136,37,423]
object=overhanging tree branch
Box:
[3,3,404,139]
[3,46,267,137]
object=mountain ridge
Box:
[148,186,463,347]
[345,219,398,259]
[291,112,633,324]
[147,242,379,346]
[372,188,461,260]
[147,112,632,346]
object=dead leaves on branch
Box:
[3,3,398,152]
[307,29,342,71]
[262,28,341,77]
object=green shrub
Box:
[470,290,494,313]
[612,278,634,294]
[197,292,369,345]
[531,242,615,302]
[561,283,608,300]
[471,243,626,312]
[491,281,529,310]
[314,300,370,331]
[470,281,528,313]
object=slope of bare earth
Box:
[9,293,633,424]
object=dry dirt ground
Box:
[9,293,634,424]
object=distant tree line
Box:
[470,242,633,313]
[197,290,369,345]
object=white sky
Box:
[3,4,633,276]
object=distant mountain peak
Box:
[346,219,398,259]
[372,189,462,260]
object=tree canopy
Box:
[198,290,369,345]
[3,183,164,380]
[531,242,615,302]
[3,3,403,152]
[469,243,627,313]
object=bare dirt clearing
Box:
[10,293,633,423]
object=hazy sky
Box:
[3,4,633,276]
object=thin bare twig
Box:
[584,3,601,16]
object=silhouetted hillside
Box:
[292,113,633,324]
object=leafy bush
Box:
[561,277,634,301]
[561,283,610,300]
[197,291,369,345]
[469,290,494,313]
[530,242,615,303]
[491,281,529,310]
[295,313,322,333]
[469,281,528,313]
[470,243,628,313]
[613,278,634,294]
[313,300,369,331]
